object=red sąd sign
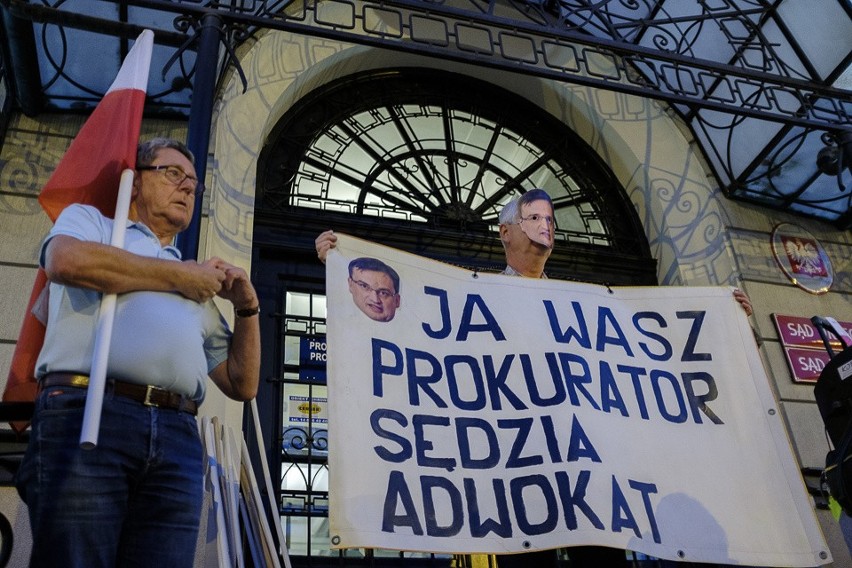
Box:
[772,314,852,383]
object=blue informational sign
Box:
[299,335,327,367]
[299,335,327,382]
[298,368,327,382]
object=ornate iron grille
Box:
[259,68,648,257]
[2,0,851,223]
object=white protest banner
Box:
[326,234,829,566]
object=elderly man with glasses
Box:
[16,137,261,567]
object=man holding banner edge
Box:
[15,138,261,567]
[495,189,627,567]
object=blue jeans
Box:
[16,385,204,567]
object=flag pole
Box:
[79,168,136,449]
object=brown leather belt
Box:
[40,372,198,416]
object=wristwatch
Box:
[235,305,260,318]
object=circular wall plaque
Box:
[770,223,833,294]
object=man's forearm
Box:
[44,235,225,302]
[46,236,185,293]
[215,315,261,401]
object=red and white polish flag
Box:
[3,30,154,424]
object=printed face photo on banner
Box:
[347,257,401,323]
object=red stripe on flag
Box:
[38,88,147,222]
[5,269,47,404]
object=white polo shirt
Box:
[35,204,231,402]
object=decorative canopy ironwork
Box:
[2,0,851,227]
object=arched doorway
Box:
[251,68,656,565]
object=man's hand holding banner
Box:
[326,234,829,566]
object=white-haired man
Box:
[16,137,261,567]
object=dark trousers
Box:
[569,546,629,567]
[496,549,558,568]
[497,546,628,568]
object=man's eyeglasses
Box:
[137,165,204,197]
[350,278,395,299]
[518,213,555,226]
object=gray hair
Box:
[498,188,553,225]
[137,137,194,167]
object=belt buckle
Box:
[70,375,90,388]
[143,385,163,408]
